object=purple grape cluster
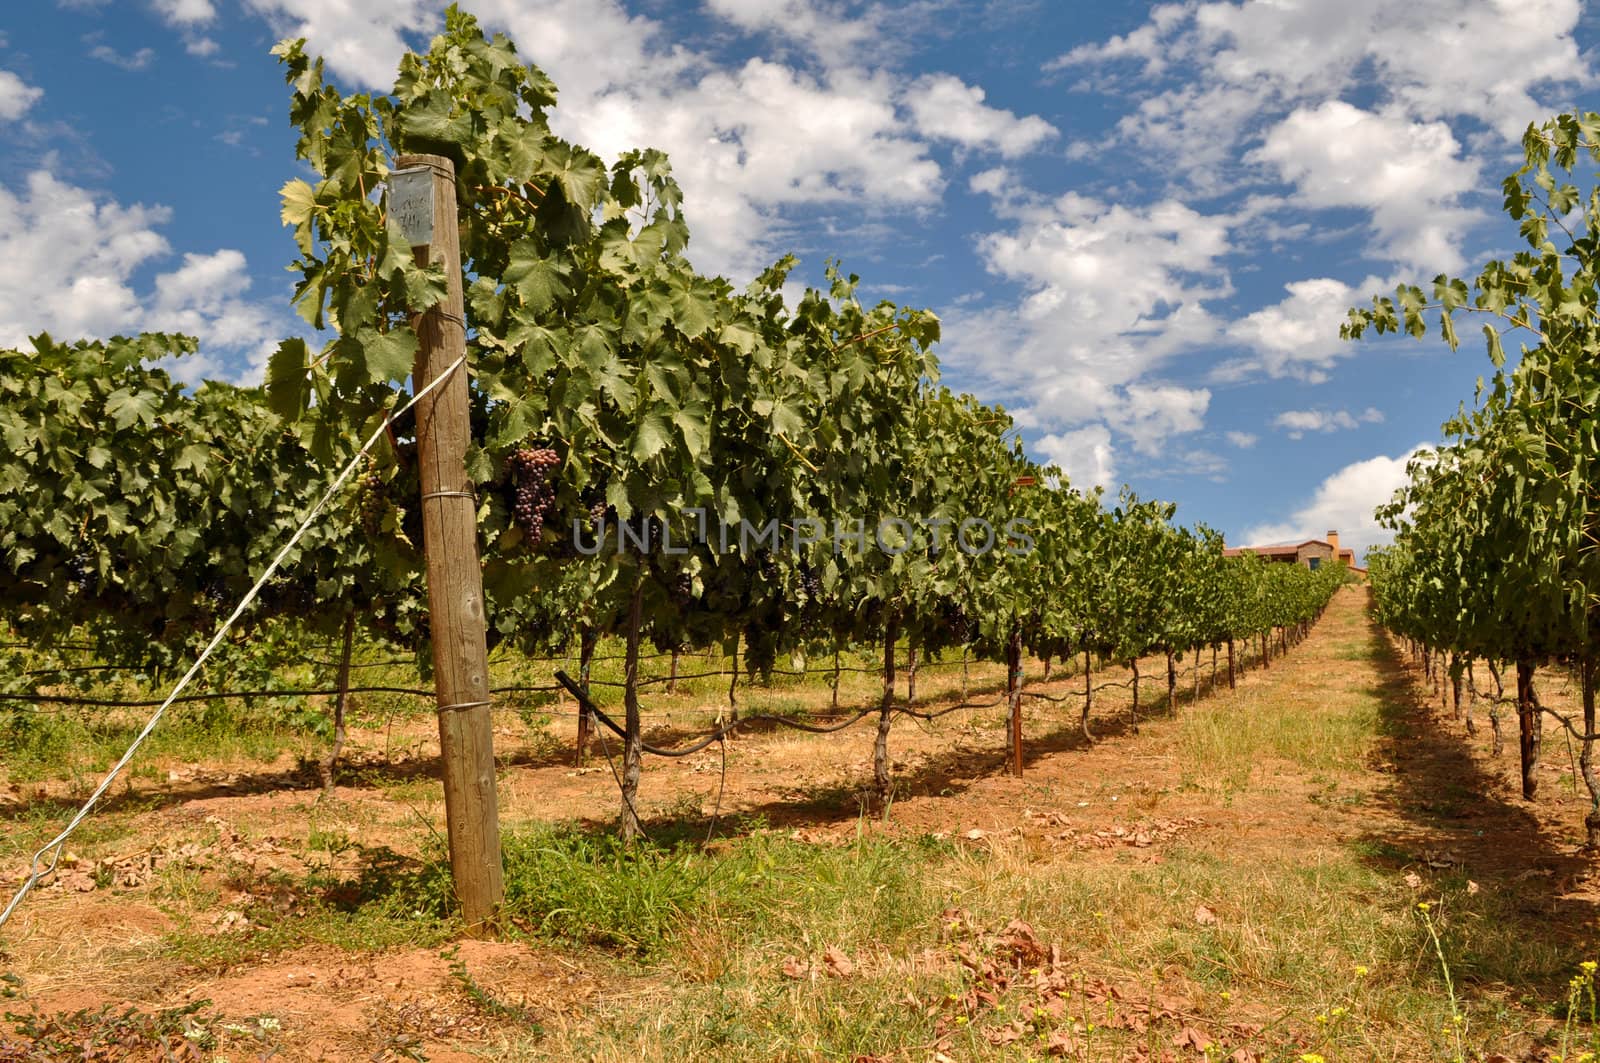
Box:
[66,543,98,594]
[507,446,560,546]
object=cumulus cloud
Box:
[1221,274,1392,382]
[240,0,1055,279]
[943,187,1231,461]
[240,0,436,91]
[88,44,157,71]
[0,170,287,382]
[700,0,883,66]
[1057,0,1590,151]
[0,70,42,121]
[1247,102,1482,271]
[1047,0,1590,399]
[1033,425,1116,492]
[1225,430,1257,449]
[1241,445,1429,558]
[903,74,1057,157]
[151,0,216,24]
[1272,406,1384,439]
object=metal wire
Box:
[0,354,470,931]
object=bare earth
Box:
[3,584,1597,1059]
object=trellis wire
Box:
[0,355,468,931]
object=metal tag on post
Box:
[388,166,435,248]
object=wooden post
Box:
[397,153,503,934]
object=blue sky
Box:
[2,0,1596,560]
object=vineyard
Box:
[4,6,1600,1061]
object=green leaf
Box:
[672,404,709,460]
[279,178,318,255]
[265,338,310,419]
[631,411,671,461]
[1484,325,1505,367]
[359,328,418,386]
[505,241,569,312]
[104,388,157,432]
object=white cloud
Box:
[1272,406,1384,439]
[701,0,881,66]
[240,0,1053,279]
[241,0,435,90]
[1225,430,1257,449]
[1058,0,1591,150]
[1034,426,1116,492]
[1221,274,1395,382]
[903,74,1057,157]
[1111,383,1211,455]
[0,70,42,121]
[0,170,286,383]
[1241,445,1429,559]
[944,188,1232,467]
[152,0,216,24]
[1247,102,1482,271]
[89,44,157,71]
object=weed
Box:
[442,945,543,1033]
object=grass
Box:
[6,588,1600,1059]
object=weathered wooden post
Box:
[392,154,503,934]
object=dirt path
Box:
[5,584,1599,1059]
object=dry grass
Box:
[4,586,1600,1060]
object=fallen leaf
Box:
[1194,905,1217,926]
[1173,1024,1212,1053]
[1467,879,1480,895]
[984,1020,1028,1046]
[1404,871,1423,889]
[780,956,807,980]
[822,946,854,978]
[1046,1029,1079,1056]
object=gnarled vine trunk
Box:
[1517,658,1540,800]
[873,621,899,804]
[1081,649,1094,741]
[1581,658,1600,850]
[1006,628,1024,776]
[576,625,597,766]
[1487,659,1505,756]
[1129,657,1139,730]
[620,580,645,843]
[318,608,356,795]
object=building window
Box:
[1308,557,1321,570]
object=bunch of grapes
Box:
[66,542,98,595]
[799,563,822,601]
[506,445,561,547]
[947,606,973,644]
[356,470,389,537]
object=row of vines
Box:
[0,9,1346,840]
[1349,111,1600,846]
